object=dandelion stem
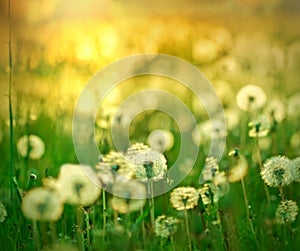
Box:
[184,209,192,251]
[140,208,146,247]
[278,186,285,201]
[241,178,260,248]
[49,221,57,245]
[147,180,155,229]
[240,112,248,150]
[32,221,41,251]
[255,138,263,169]
[255,137,270,204]
[241,178,250,218]
[102,190,106,239]
[84,209,92,251]
[216,209,225,250]
[8,0,15,202]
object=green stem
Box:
[241,178,259,248]
[240,112,248,151]
[255,137,270,204]
[8,0,14,203]
[147,180,155,230]
[84,209,91,251]
[102,190,106,239]
[241,178,250,218]
[278,186,285,201]
[140,208,146,247]
[184,209,192,251]
[49,221,57,245]
[216,209,225,250]
[33,221,41,251]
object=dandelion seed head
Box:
[213,171,227,186]
[21,188,63,221]
[101,151,135,179]
[148,130,174,152]
[17,135,45,159]
[126,144,167,181]
[192,120,227,146]
[126,143,151,156]
[56,164,101,206]
[155,215,179,238]
[198,184,213,205]
[95,162,115,189]
[110,178,146,213]
[265,99,286,123]
[248,116,270,138]
[275,200,298,224]
[228,156,248,182]
[170,187,199,211]
[199,157,220,184]
[236,84,267,112]
[261,156,293,187]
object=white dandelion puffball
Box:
[170,187,199,211]
[155,215,179,238]
[21,188,64,221]
[261,156,293,187]
[275,200,298,224]
[126,143,168,181]
[55,164,101,206]
[110,178,146,213]
[236,84,267,112]
[17,135,45,159]
[148,129,174,152]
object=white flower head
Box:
[22,188,63,221]
[236,84,266,112]
[55,164,101,206]
[17,135,45,159]
[261,156,293,187]
[155,215,179,238]
[170,187,199,211]
[110,178,146,213]
[126,143,168,181]
[148,130,174,152]
[275,200,298,224]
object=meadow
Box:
[0,1,300,251]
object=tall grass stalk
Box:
[140,208,146,246]
[7,0,15,201]
[84,208,92,251]
[147,180,155,229]
[255,136,270,204]
[241,177,259,248]
[184,209,192,251]
[102,190,107,239]
[32,220,41,251]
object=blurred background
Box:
[0,0,300,183]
